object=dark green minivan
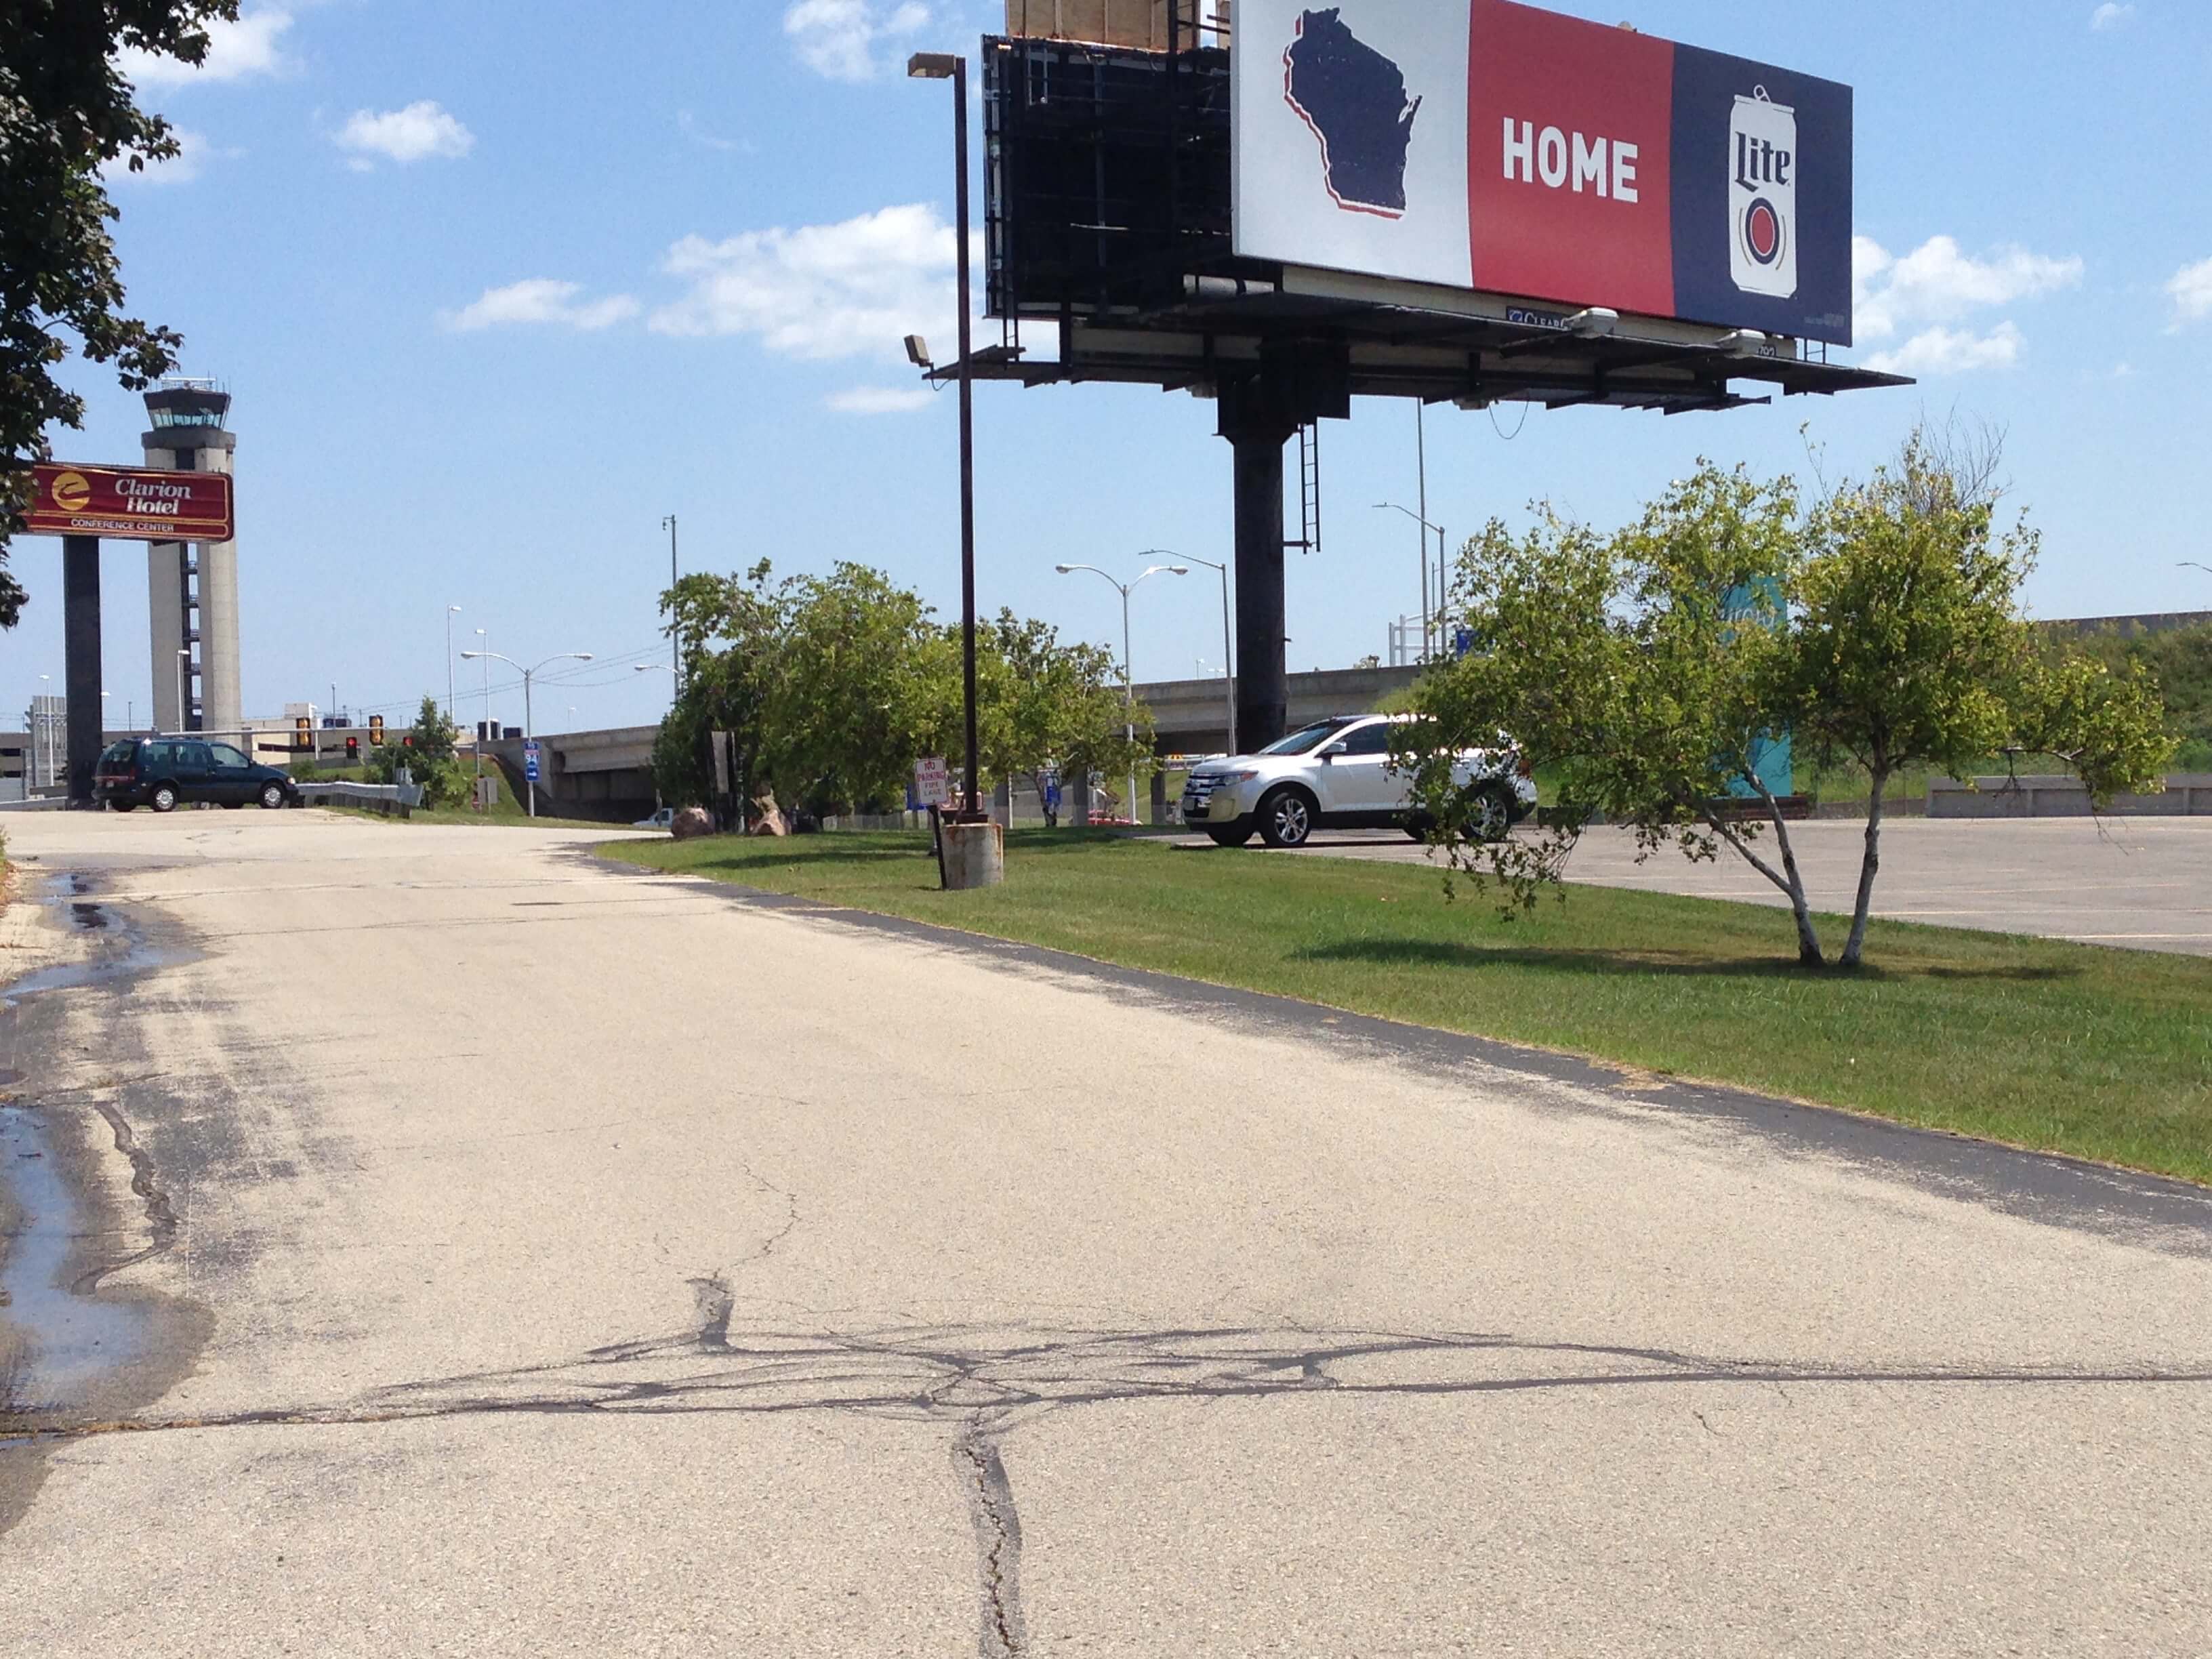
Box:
[96,737,298,813]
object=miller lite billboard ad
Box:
[1233,0,1855,345]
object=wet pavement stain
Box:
[0,1110,150,1412]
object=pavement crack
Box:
[955,1416,1029,1659]
[75,1100,178,1295]
[736,1159,801,1271]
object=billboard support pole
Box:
[63,535,102,806]
[1221,390,1294,752]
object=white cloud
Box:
[1864,323,2026,377]
[783,0,932,83]
[335,102,474,168]
[119,9,293,89]
[444,281,640,333]
[2169,257,2212,327]
[2090,3,2136,29]
[104,128,218,187]
[1853,234,2083,341]
[648,203,966,361]
[827,386,935,415]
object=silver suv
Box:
[1180,715,1536,849]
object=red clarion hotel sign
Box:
[24,460,234,544]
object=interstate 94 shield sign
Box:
[1231,0,1855,346]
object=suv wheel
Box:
[259,782,287,810]
[1471,786,1514,843]
[1258,788,1315,849]
[1206,827,1252,848]
[150,783,180,814]
[1403,812,1436,843]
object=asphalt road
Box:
[1176,817,2212,956]
[3,812,2209,1657]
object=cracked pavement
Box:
[2,813,2209,1656]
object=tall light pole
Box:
[1375,503,1448,658]
[174,650,189,737]
[462,649,593,818]
[663,516,682,697]
[907,50,981,822]
[37,674,51,788]
[635,661,677,717]
[1057,560,1187,821]
[445,605,462,718]
[474,628,490,791]
[1168,551,1236,755]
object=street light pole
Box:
[1171,552,1236,756]
[446,605,462,718]
[909,50,981,822]
[174,650,189,737]
[37,674,50,789]
[663,515,682,697]
[1375,503,1449,659]
[1056,560,1187,821]
[463,649,593,818]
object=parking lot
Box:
[1176,816,2212,957]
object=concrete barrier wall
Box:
[1928,775,2212,819]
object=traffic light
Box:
[402,735,415,748]
[293,716,311,753]
[369,714,386,746]
[346,736,359,762]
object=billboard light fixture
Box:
[907,52,958,80]
[1567,308,1621,339]
[905,334,933,369]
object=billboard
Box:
[22,462,235,543]
[1232,1,1854,345]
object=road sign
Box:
[523,740,541,783]
[914,757,951,808]
[23,462,235,543]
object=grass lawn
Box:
[602,828,2212,1185]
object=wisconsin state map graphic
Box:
[1282,8,1421,217]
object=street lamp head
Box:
[904,334,933,369]
[907,51,959,79]
[1054,565,1074,575]
[1168,567,1191,576]
[448,604,462,614]
[573,653,595,663]
[461,651,482,661]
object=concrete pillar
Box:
[197,444,241,739]
[64,536,102,805]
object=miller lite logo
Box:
[1729,88,1798,300]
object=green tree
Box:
[367,695,468,807]
[981,611,1152,825]
[1400,464,1824,956]
[2,1,239,628]
[1403,438,2176,969]
[651,565,787,811]
[1779,434,2173,964]
[2072,621,2212,770]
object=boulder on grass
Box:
[671,806,715,841]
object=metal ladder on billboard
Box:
[1289,421,1321,555]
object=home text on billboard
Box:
[1232,0,1854,345]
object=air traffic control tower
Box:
[142,380,241,735]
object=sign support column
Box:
[63,535,102,806]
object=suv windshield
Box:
[1257,720,1356,758]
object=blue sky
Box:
[10,0,2211,736]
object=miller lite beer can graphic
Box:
[1729,89,1799,300]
